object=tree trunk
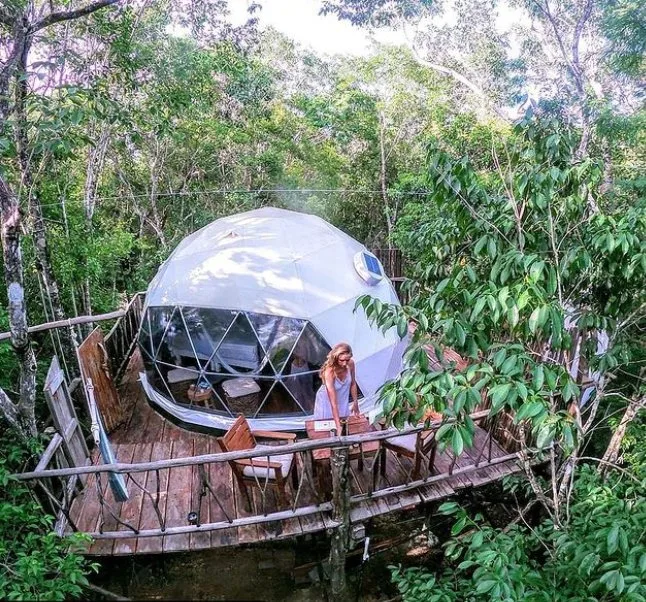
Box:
[378,111,392,246]
[14,34,77,375]
[0,176,38,438]
[599,395,645,475]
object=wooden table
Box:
[305,416,382,500]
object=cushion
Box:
[242,445,293,480]
[386,433,418,453]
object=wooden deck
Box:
[67,353,523,556]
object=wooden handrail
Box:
[13,410,492,481]
[0,310,125,342]
[34,434,64,472]
[104,292,145,343]
[86,502,334,540]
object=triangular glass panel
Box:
[255,381,307,417]
[138,310,154,361]
[283,371,320,414]
[286,322,331,373]
[246,312,306,375]
[211,312,261,376]
[181,307,236,371]
[149,306,177,359]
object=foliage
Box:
[0,433,97,600]
[359,116,646,524]
[390,458,646,601]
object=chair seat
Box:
[242,445,294,480]
[385,433,418,453]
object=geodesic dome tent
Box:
[138,207,404,431]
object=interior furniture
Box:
[221,378,261,414]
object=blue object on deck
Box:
[86,378,129,503]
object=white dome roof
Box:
[145,207,399,319]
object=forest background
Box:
[0,0,644,600]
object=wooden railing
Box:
[104,292,145,382]
[30,433,83,536]
[12,412,528,543]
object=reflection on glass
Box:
[179,307,235,371]
[293,323,330,370]
[138,306,334,418]
[213,313,260,374]
[284,371,318,413]
[247,313,306,374]
[149,307,177,359]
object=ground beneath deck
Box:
[69,352,522,556]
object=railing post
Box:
[328,441,351,601]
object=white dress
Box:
[313,370,351,419]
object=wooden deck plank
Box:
[135,440,172,554]
[205,438,238,548]
[162,437,194,552]
[189,436,212,550]
[88,443,136,555]
[70,450,102,534]
[112,443,154,555]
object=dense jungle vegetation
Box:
[0,0,644,599]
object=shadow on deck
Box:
[62,353,524,556]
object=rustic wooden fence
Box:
[104,292,145,382]
[13,410,528,544]
[373,248,406,301]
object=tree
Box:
[391,455,646,601]
[361,117,646,526]
[0,0,121,437]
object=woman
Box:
[313,342,360,434]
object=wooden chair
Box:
[382,427,438,480]
[217,415,298,510]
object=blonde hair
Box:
[319,342,353,379]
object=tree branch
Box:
[32,0,120,32]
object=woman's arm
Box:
[324,369,342,434]
[349,360,359,415]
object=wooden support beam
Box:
[85,502,333,539]
[34,433,64,472]
[328,444,351,601]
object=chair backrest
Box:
[419,430,437,454]
[218,415,256,453]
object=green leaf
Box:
[476,580,497,594]
[490,383,512,409]
[529,261,544,282]
[529,307,541,334]
[452,428,464,456]
[607,525,619,554]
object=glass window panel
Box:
[289,322,331,371]
[138,311,154,359]
[181,307,236,371]
[246,313,306,374]
[283,372,320,414]
[255,381,306,417]
[148,307,177,359]
[212,313,261,375]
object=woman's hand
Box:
[351,400,360,416]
